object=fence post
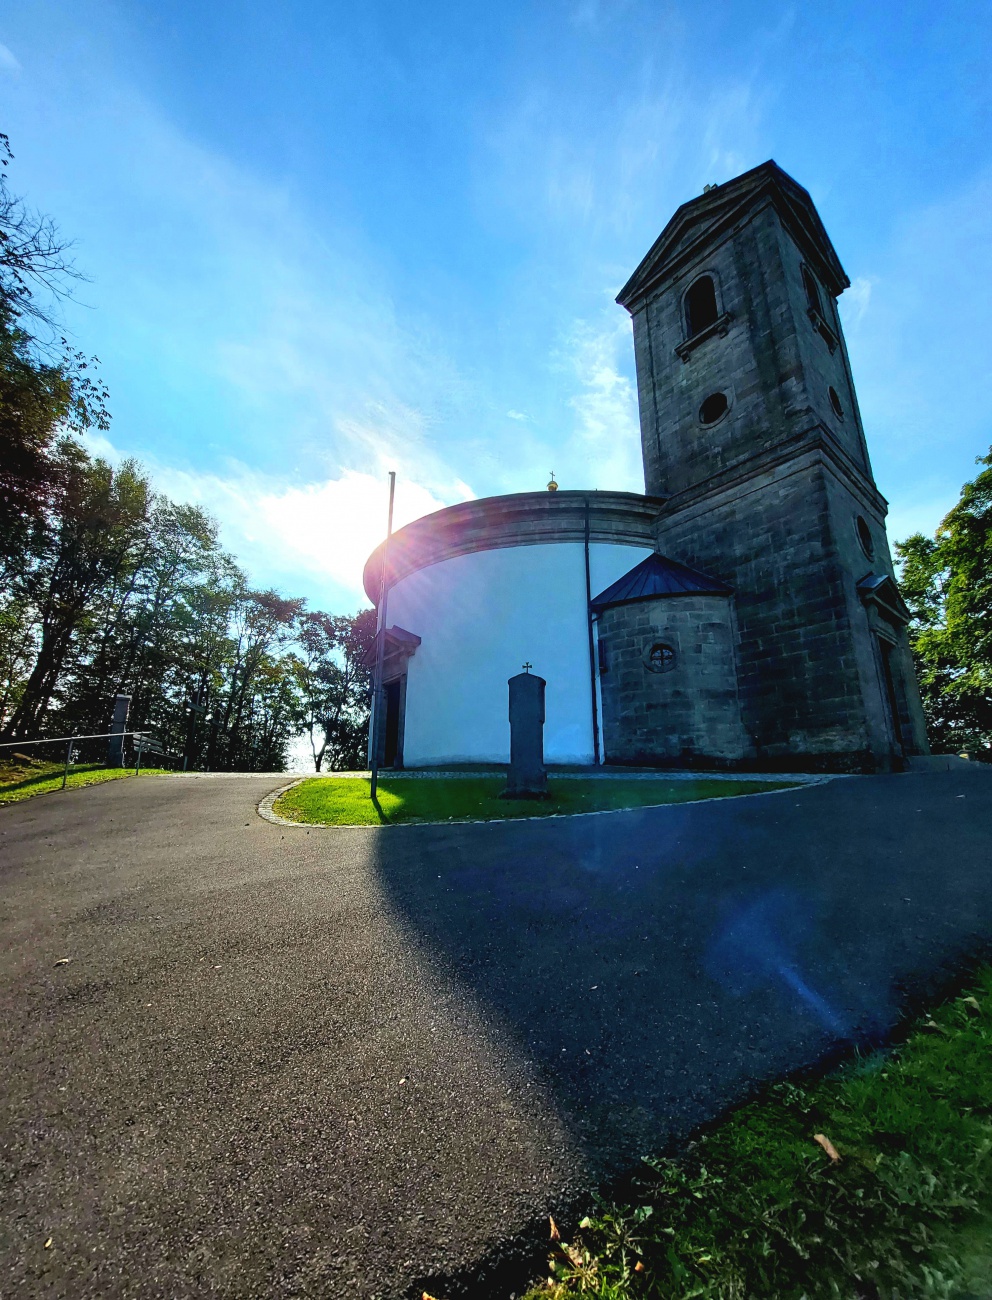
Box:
[61,738,74,790]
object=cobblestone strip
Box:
[257,778,308,826]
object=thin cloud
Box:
[840,276,873,332]
[559,310,643,492]
[20,73,480,571]
[0,43,21,75]
[82,430,462,607]
[847,169,992,474]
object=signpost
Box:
[370,471,396,805]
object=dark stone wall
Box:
[631,202,872,502]
[653,454,886,769]
[598,595,750,765]
[821,467,929,758]
[623,188,929,771]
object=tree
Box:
[0,135,364,771]
[0,134,109,589]
[896,449,992,758]
[1,450,152,739]
[293,609,375,771]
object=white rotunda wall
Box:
[386,541,652,766]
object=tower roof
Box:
[591,553,732,610]
[616,160,850,311]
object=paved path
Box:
[1,769,990,1298]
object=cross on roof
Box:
[522,662,532,673]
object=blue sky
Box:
[2,0,991,612]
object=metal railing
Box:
[0,730,161,789]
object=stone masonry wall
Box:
[653,455,880,768]
[626,189,928,770]
[598,594,750,765]
[632,201,806,499]
[631,201,874,503]
[822,467,929,758]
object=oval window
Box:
[829,386,844,418]
[699,392,729,425]
[856,515,874,559]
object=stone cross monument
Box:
[501,666,548,799]
[108,693,131,768]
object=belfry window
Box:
[801,265,822,314]
[684,276,719,338]
[801,263,838,353]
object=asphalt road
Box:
[1,768,991,1298]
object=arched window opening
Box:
[684,276,719,338]
[801,265,822,314]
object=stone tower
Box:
[616,161,928,770]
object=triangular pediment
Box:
[857,573,911,625]
[361,624,422,668]
[617,161,849,310]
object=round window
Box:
[856,515,874,559]
[644,642,677,674]
[829,386,844,418]
[698,392,729,425]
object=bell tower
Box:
[617,161,928,769]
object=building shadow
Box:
[369,771,992,1182]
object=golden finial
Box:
[547,471,558,492]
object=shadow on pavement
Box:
[370,770,992,1185]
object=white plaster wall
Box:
[386,542,652,766]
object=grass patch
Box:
[524,969,992,1299]
[0,758,172,805]
[273,775,797,826]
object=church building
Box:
[363,161,929,773]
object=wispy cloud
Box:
[479,36,770,245]
[82,429,459,607]
[152,463,453,605]
[840,275,873,332]
[846,169,992,485]
[558,308,643,492]
[0,43,21,75]
[19,73,478,591]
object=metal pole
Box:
[370,471,396,803]
[62,738,73,790]
[584,498,601,766]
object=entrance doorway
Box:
[383,679,402,768]
[877,635,905,757]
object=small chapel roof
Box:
[590,553,732,611]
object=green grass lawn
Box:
[273,775,798,825]
[0,758,173,804]
[525,968,992,1300]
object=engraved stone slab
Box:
[502,670,548,799]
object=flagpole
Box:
[370,471,396,803]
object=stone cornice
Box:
[617,162,849,312]
[658,426,889,524]
[362,490,667,602]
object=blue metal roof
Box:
[591,553,732,610]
